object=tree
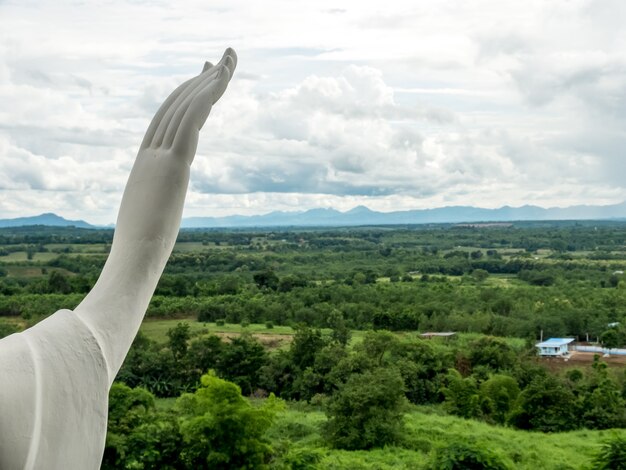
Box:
[442,369,482,419]
[253,269,279,290]
[176,371,282,469]
[216,334,267,395]
[102,383,181,469]
[323,367,406,450]
[167,322,191,360]
[479,374,520,424]
[582,358,626,429]
[390,339,450,404]
[468,336,517,372]
[327,310,351,346]
[290,325,326,371]
[601,328,621,351]
[47,270,72,294]
[509,375,579,432]
[188,335,223,376]
[359,330,398,366]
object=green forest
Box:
[1,221,626,469]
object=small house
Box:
[535,338,574,356]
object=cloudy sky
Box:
[1,0,625,224]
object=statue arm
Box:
[74,48,237,383]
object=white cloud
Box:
[0,0,625,224]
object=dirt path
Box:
[539,351,626,372]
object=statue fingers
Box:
[160,62,227,150]
[139,76,196,150]
[169,63,232,159]
[151,49,234,149]
[149,69,218,149]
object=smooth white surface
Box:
[0,48,236,470]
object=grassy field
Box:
[0,251,79,262]
[140,319,300,344]
[139,319,525,351]
[172,241,233,252]
[263,403,625,469]
[43,243,109,253]
[2,265,75,278]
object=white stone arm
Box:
[75,48,237,383]
[0,48,236,470]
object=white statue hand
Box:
[140,47,236,163]
[0,48,237,470]
[77,48,237,381]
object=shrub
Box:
[591,435,626,470]
[176,371,283,469]
[426,440,512,470]
[282,447,323,470]
[0,319,19,339]
[323,367,406,450]
[216,318,225,326]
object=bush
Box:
[323,367,406,450]
[426,440,512,470]
[591,435,626,470]
[265,321,274,329]
[216,318,225,326]
[176,371,283,469]
[102,383,182,469]
[0,319,19,339]
[282,447,323,470]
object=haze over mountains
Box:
[1,201,626,229]
[0,213,95,228]
[181,201,626,228]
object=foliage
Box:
[102,383,181,469]
[479,374,520,425]
[442,369,482,419]
[215,334,267,395]
[167,322,191,360]
[323,367,406,450]
[176,371,283,469]
[509,375,579,432]
[5,223,626,463]
[467,336,518,372]
[0,318,19,339]
[426,440,512,470]
[581,358,626,429]
[591,435,626,470]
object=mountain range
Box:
[0,213,94,228]
[1,201,625,229]
[181,201,626,228]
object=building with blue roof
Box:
[535,338,575,356]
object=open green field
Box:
[150,397,623,470]
[2,265,75,278]
[140,319,300,343]
[0,251,72,262]
[173,241,233,251]
[267,404,625,469]
[44,243,109,253]
[139,318,525,350]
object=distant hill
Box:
[181,200,626,228]
[2,201,626,229]
[0,213,94,228]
